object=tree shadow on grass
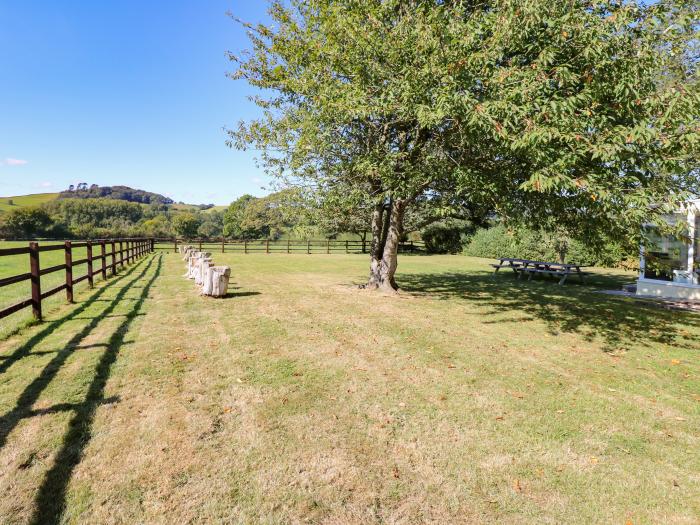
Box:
[398,269,700,352]
[0,254,162,523]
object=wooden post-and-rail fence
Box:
[0,238,155,322]
[154,238,424,255]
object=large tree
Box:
[228,0,699,291]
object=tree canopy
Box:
[229,0,699,290]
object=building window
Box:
[644,214,690,282]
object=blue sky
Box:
[0,1,271,205]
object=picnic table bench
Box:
[491,258,591,285]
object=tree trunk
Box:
[364,198,406,292]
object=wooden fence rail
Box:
[0,238,154,322]
[153,238,425,255]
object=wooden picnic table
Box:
[491,257,591,285]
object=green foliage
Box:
[197,211,224,238]
[141,215,173,238]
[172,213,202,239]
[463,224,636,268]
[43,199,145,238]
[229,0,699,260]
[421,219,477,254]
[0,207,52,238]
[224,190,303,239]
[223,194,258,238]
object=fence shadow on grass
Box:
[0,254,161,523]
[28,254,163,525]
[398,269,700,352]
[0,259,146,376]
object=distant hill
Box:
[0,189,224,215]
[0,193,60,214]
[170,203,228,214]
[58,185,174,205]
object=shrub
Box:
[0,207,52,239]
[463,224,636,268]
[421,219,477,254]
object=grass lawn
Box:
[0,252,698,523]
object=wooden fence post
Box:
[307,240,311,254]
[87,241,94,288]
[327,239,330,254]
[222,238,225,253]
[65,241,74,303]
[101,241,107,280]
[287,239,290,254]
[362,239,366,254]
[266,239,270,254]
[111,240,117,275]
[174,238,178,254]
[150,238,155,253]
[119,241,124,268]
[244,240,247,254]
[346,240,349,254]
[29,241,42,320]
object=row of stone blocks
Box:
[180,245,231,297]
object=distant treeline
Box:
[0,199,224,240]
[0,190,636,268]
[0,189,364,242]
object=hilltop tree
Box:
[229,0,699,291]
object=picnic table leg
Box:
[578,269,585,283]
[558,273,569,285]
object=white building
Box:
[637,199,700,301]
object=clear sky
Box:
[0,1,271,205]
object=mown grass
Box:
[0,252,698,524]
[0,193,60,214]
